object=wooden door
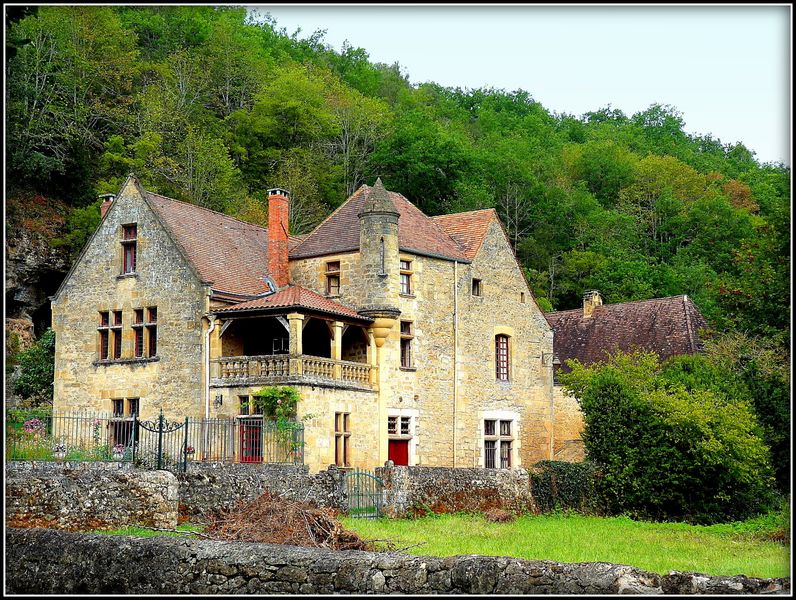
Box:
[388,439,409,466]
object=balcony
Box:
[211,354,372,390]
[210,312,375,391]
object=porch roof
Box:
[215,285,372,323]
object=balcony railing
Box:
[211,354,372,389]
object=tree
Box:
[13,328,56,407]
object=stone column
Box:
[287,312,304,376]
[332,321,343,380]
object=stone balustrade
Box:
[211,355,372,389]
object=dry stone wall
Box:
[377,464,534,517]
[5,465,177,530]
[176,463,347,519]
[6,529,789,595]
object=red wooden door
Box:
[239,418,263,463]
[388,439,409,466]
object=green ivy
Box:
[530,461,605,515]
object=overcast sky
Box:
[250,4,791,166]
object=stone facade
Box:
[552,384,586,461]
[51,176,554,472]
[7,529,789,595]
[51,178,210,422]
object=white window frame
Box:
[478,410,520,469]
[387,408,419,466]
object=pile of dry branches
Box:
[205,491,367,551]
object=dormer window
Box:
[121,224,137,274]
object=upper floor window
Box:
[121,224,137,274]
[495,334,510,381]
[400,321,414,368]
[472,278,482,296]
[133,309,144,358]
[99,310,122,361]
[325,261,340,296]
[98,311,110,360]
[400,260,413,295]
[146,307,157,357]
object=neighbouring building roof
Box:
[146,192,272,297]
[289,184,471,262]
[432,209,496,261]
[215,285,370,322]
[545,295,708,373]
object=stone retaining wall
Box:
[376,464,534,517]
[5,467,177,530]
[176,463,347,519]
[5,529,788,595]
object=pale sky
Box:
[250,5,791,166]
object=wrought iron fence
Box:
[6,409,304,471]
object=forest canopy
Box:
[6,6,790,345]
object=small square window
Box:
[112,399,124,417]
[484,420,496,436]
[128,398,139,416]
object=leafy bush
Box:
[13,329,56,406]
[253,386,300,420]
[560,351,776,524]
[530,461,604,515]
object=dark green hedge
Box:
[530,460,605,515]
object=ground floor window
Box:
[484,418,514,469]
[109,397,140,448]
[334,412,351,467]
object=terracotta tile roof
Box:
[289,185,470,262]
[432,209,496,261]
[288,234,309,251]
[545,295,708,373]
[215,285,370,322]
[146,192,271,297]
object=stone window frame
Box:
[145,307,158,358]
[472,278,482,297]
[334,412,351,467]
[495,334,510,381]
[399,259,413,296]
[479,410,520,469]
[109,396,141,448]
[399,320,414,370]
[387,408,419,466]
[121,223,138,275]
[325,261,341,297]
[98,311,111,361]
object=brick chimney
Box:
[99,193,116,219]
[267,188,290,288]
[583,290,603,318]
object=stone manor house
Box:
[52,176,556,473]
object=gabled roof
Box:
[432,209,496,261]
[289,184,471,262]
[215,285,370,322]
[146,192,272,297]
[545,295,708,373]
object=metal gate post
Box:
[182,416,189,472]
[132,414,138,463]
[157,409,164,470]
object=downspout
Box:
[453,260,458,467]
[549,333,555,460]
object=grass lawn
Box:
[92,523,204,538]
[341,511,790,579]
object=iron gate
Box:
[135,410,189,472]
[344,469,384,518]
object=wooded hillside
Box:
[6,6,790,345]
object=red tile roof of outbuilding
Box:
[545,295,708,373]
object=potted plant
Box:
[52,442,67,460]
[112,443,126,460]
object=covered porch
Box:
[210,287,376,390]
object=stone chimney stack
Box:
[99,193,116,219]
[267,188,290,288]
[583,290,603,319]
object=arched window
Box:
[495,334,510,381]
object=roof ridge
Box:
[291,184,369,255]
[548,295,688,316]
[146,191,269,232]
[431,207,498,220]
[389,191,470,256]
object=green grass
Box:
[341,511,790,579]
[92,523,205,538]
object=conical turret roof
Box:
[360,177,399,215]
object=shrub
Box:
[13,329,55,406]
[252,386,300,421]
[530,460,604,515]
[560,351,775,524]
